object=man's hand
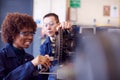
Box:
[57,21,72,31]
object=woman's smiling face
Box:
[13,27,35,49]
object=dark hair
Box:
[43,13,60,23]
[1,12,37,43]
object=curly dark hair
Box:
[1,12,37,43]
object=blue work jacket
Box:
[40,37,59,80]
[40,37,52,56]
[0,44,39,80]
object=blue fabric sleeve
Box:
[2,62,35,80]
[40,45,45,55]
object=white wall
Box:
[33,0,119,57]
[72,0,119,26]
[33,0,67,26]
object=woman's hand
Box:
[31,55,51,69]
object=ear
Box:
[12,34,18,41]
[12,36,16,41]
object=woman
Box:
[0,12,51,80]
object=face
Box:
[43,16,59,37]
[13,28,35,49]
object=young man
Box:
[0,12,51,80]
[39,13,72,80]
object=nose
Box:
[46,25,51,30]
[27,35,33,40]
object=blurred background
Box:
[0,0,120,56]
[0,0,120,80]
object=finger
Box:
[38,56,49,65]
[44,55,51,62]
[49,56,54,61]
[44,61,51,70]
[61,22,65,30]
[66,22,70,29]
[46,58,51,66]
[65,22,69,29]
[43,56,51,67]
[45,55,53,61]
[41,65,48,71]
[45,61,51,68]
[62,21,71,30]
[56,24,61,31]
[66,22,71,29]
[45,55,49,58]
[42,62,48,69]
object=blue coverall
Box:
[0,44,39,80]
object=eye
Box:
[49,22,54,26]
[20,32,35,36]
[43,22,55,27]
